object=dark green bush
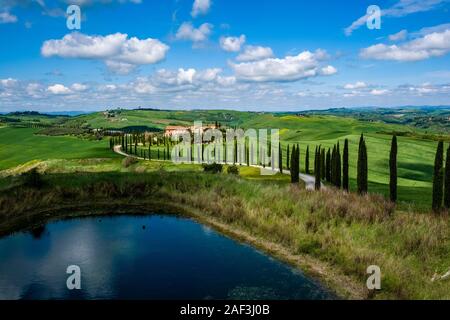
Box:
[227,164,239,175]
[202,163,223,174]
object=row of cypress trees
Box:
[431,140,450,212]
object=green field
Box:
[0,127,118,170]
[0,109,445,210]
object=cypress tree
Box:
[445,145,450,209]
[320,148,325,180]
[343,139,349,191]
[297,144,300,173]
[326,148,331,182]
[389,135,397,202]
[278,142,283,173]
[290,145,299,183]
[336,142,341,188]
[305,146,310,174]
[357,134,368,195]
[331,145,336,185]
[432,141,444,211]
[286,145,290,170]
[315,147,321,190]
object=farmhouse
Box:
[164,126,189,137]
[164,124,218,137]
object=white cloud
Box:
[413,23,450,37]
[47,84,72,95]
[320,65,337,75]
[154,68,223,86]
[345,0,447,36]
[220,35,246,52]
[231,50,336,82]
[236,45,274,62]
[0,11,17,24]
[344,81,367,89]
[191,0,211,17]
[71,83,88,91]
[361,29,450,61]
[389,29,408,41]
[370,89,389,95]
[41,32,169,74]
[175,22,212,42]
[0,78,18,87]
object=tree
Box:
[278,142,283,174]
[290,145,299,183]
[357,134,368,195]
[389,135,397,202]
[336,142,341,188]
[320,148,325,180]
[314,147,321,190]
[445,145,450,209]
[305,146,310,174]
[286,145,290,170]
[432,141,444,212]
[343,139,349,191]
[326,148,331,182]
[331,145,336,185]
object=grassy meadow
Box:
[0,110,443,209]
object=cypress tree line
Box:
[357,134,368,195]
[326,148,331,182]
[432,141,444,212]
[297,144,300,173]
[290,145,299,183]
[314,147,321,190]
[305,146,310,174]
[343,139,349,191]
[389,135,397,202]
[336,142,341,188]
[444,145,450,209]
[278,142,283,173]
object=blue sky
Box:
[0,0,449,112]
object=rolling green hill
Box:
[0,108,445,210]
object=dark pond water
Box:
[0,215,334,300]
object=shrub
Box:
[227,164,239,175]
[202,163,223,174]
[122,156,138,168]
[22,168,44,188]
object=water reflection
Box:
[0,215,334,300]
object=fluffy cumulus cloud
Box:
[175,22,213,43]
[47,84,71,95]
[236,46,274,62]
[220,35,246,52]
[191,0,211,17]
[41,32,169,74]
[345,0,447,36]
[361,29,450,61]
[231,50,336,82]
